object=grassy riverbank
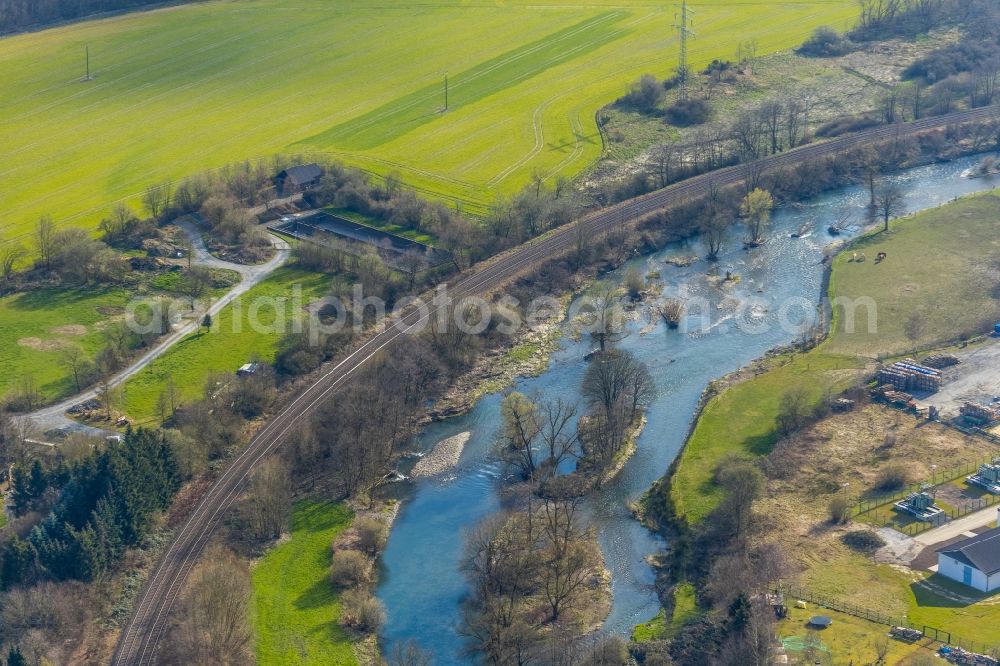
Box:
[251,501,357,666]
[668,189,1000,526]
[654,190,1000,658]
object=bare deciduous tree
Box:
[702,211,730,261]
[355,516,389,557]
[715,457,765,540]
[165,548,251,665]
[60,346,88,393]
[538,397,579,474]
[1,243,26,283]
[874,180,904,231]
[650,140,681,188]
[580,349,656,468]
[588,286,627,352]
[179,265,213,309]
[389,640,433,666]
[539,495,598,622]
[244,456,291,541]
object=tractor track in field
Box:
[0,8,832,246]
[317,11,627,142]
[7,9,625,218]
[113,105,999,665]
[488,98,554,186]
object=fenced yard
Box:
[778,584,1000,657]
[271,211,452,272]
[850,456,1000,535]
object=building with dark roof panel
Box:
[937,515,1000,592]
[276,164,324,195]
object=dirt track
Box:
[25,224,290,437]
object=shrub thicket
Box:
[798,27,853,57]
[842,530,886,554]
[665,98,713,127]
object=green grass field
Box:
[122,267,331,423]
[251,501,357,666]
[779,605,927,664]
[0,268,239,406]
[0,286,132,402]
[0,0,857,244]
[797,552,1000,652]
[669,351,864,524]
[827,192,1000,358]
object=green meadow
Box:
[0,268,238,406]
[251,501,357,666]
[669,351,864,524]
[0,286,131,401]
[0,0,857,244]
[122,267,331,424]
[826,191,1000,358]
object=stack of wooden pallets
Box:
[922,353,959,369]
[876,360,941,393]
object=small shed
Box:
[938,517,1000,592]
[237,362,262,377]
[276,164,324,195]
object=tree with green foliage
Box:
[1,429,180,587]
[727,593,753,631]
[740,188,774,245]
[498,391,542,480]
[9,459,48,516]
[0,538,37,588]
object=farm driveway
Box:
[25,224,290,436]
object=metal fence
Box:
[889,493,1000,536]
[779,584,906,627]
[778,584,999,656]
[850,456,996,519]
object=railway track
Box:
[112,104,998,665]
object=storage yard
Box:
[917,339,1000,428]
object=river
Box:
[376,154,998,664]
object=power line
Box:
[674,1,695,98]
